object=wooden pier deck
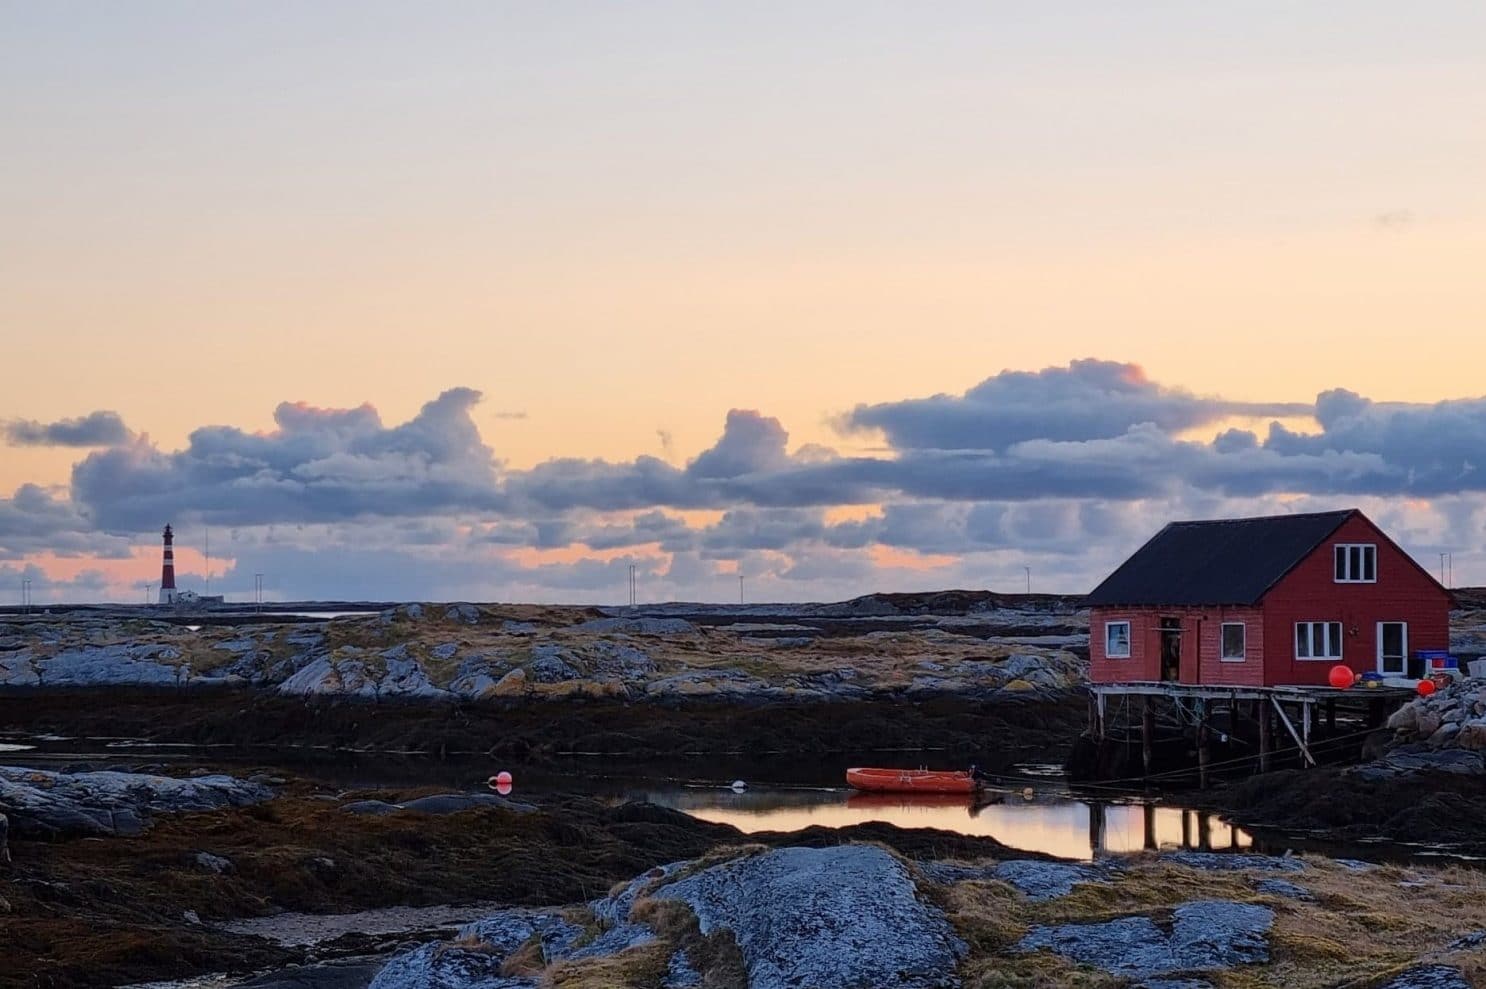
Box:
[1087,681,1417,785]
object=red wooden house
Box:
[1087,509,1451,688]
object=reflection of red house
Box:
[1087,509,1451,688]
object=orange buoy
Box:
[1328,664,1354,689]
[1417,679,1437,697]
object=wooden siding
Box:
[1262,513,1451,686]
[1090,608,1157,682]
[1090,605,1266,686]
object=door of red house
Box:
[1377,622,1408,677]
[1159,618,1181,682]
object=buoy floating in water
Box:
[488,771,514,796]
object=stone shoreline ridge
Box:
[0,601,1087,702]
[0,764,272,839]
[1375,676,1486,777]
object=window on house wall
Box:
[1105,621,1131,658]
[1334,544,1377,582]
[1295,621,1343,660]
[1220,622,1246,661]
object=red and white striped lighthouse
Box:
[159,524,178,604]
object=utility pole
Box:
[627,564,636,608]
[145,583,153,605]
[21,577,31,613]
[204,527,211,596]
[254,573,264,613]
[738,573,745,605]
[1024,566,1032,594]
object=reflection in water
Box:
[639,787,1251,862]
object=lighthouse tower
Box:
[159,524,178,604]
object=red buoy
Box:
[1417,679,1437,697]
[1328,664,1354,689]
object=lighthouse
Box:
[159,524,178,604]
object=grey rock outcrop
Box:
[1018,900,1273,979]
[663,950,702,988]
[0,766,272,839]
[340,800,401,816]
[1254,878,1313,901]
[1378,966,1473,989]
[370,910,581,989]
[654,845,965,989]
[919,859,1107,900]
[194,851,234,874]
[1165,851,1304,873]
[341,795,534,816]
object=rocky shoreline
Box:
[2,764,1483,989]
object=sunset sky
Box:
[3,3,1485,603]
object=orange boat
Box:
[845,767,979,794]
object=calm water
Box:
[627,784,1248,861]
[2,732,1251,862]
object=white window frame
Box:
[1376,621,1408,676]
[1295,620,1344,661]
[1333,543,1377,583]
[1105,620,1132,659]
[1219,622,1246,662]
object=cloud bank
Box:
[4,360,1485,602]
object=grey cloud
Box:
[688,410,790,478]
[1262,389,1486,494]
[697,509,828,555]
[0,484,134,560]
[71,388,502,531]
[843,359,1311,452]
[3,411,132,447]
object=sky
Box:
[2,2,1484,604]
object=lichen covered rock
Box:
[654,845,965,989]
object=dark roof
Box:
[1085,510,1358,607]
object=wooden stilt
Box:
[1088,802,1107,857]
[1181,809,1192,849]
[1271,696,1317,767]
[1302,701,1312,763]
[1143,803,1157,851]
[1325,699,1337,733]
[1141,697,1155,776]
[1196,811,1213,851]
[1197,721,1211,789]
[1258,700,1272,773]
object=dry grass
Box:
[542,943,670,987]
[928,853,1486,989]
